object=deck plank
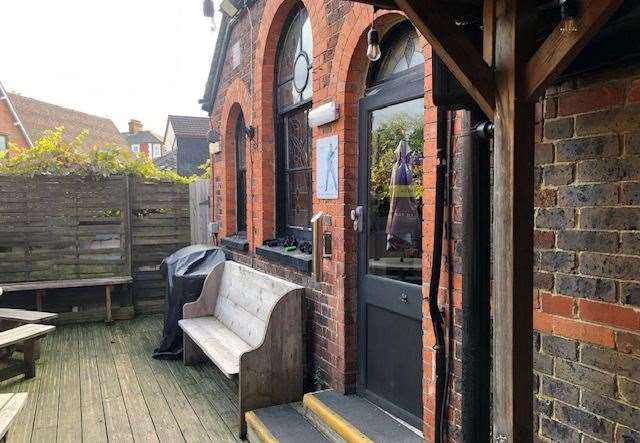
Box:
[56,325,82,443]
[5,314,240,443]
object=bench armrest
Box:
[183,261,226,319]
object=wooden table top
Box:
[0,308,58,323]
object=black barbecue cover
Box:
[152,245,225,360]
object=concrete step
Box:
[246,403,330,443]
[303,390,423,443]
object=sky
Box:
[0,0,219,136]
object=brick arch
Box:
[252,0,327,246]
[330,9,438,438]
[219,79,252,239]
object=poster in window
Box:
[316,135,338,199]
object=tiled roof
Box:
[8,93,127,149]
[154,149,177,171]
[168,115,210,138]
[121,130,162,145]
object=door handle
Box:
[400,293,408,303]
[350,206,364,233]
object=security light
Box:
[220,0,239,17]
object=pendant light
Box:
[559,0,578,33]
[366,7,381,62]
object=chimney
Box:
[128,119,143,134]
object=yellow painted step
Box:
[303,393,374,443]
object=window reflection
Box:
[368,98,424,284]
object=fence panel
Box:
[130,178,190,312]
[189,178,211,245]
[0,175,129,283]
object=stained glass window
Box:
[277,6,313,237]
[374,24,424,83]
[277,8,313,109]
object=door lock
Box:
[401,293,408,303]
[350,206,364,233]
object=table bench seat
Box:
[0,324,55,381]
[179,317,251,377]
[0,393,28,441]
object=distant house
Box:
[0,81,31,150]
[155,115,210,176]
[121,119,163,159]
[3,90,126,150]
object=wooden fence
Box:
[131,178,190,312]
[189,179,211,245]
[0,175,190,317]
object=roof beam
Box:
[395,0,496,119]
[525,0,623,100]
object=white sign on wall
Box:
[316,135,339,200]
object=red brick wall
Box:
[0,98,29,148]
[207,0,640,440]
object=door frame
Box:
[356,69,425,428]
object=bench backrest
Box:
[214,261,302,348]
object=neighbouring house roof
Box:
[7,93,127,149]
[0,82,33,147]
[121,130,162,145]
[154,149,177,171]
[167,115,210,138]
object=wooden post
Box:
[492,0,536,440]
[23,340,36,379]
[105,284,113,324]
[35,290,44,312]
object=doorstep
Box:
[246,389,423,443]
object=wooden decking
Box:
[0,315,240,443]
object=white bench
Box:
[179,261,304,438]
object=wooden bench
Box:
[0,324,55,381]
[1,276,132,323]
[179,261,304,438]
[0,393,28,442]
[0,308,58,360]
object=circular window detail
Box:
[293,52,310,93]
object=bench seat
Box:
[179,260,304,438]
[178,317,251,377]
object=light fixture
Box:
[366,6,381,62]
[220,0,239,17]
[559,0,578,33]
[367,28,381,62]
[308,101,339,128]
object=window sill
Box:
[255,244,312,274]
[221,235,249,252]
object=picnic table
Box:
[0,309,58,360]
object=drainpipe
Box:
[460,107,491,442]
[429,108,448,443]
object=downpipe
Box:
[429,108,448,443]
[461,107,492,442]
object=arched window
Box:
[276,6,313,239]
[370,22,424,84]
[235,111,247,234]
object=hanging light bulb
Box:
[559,0,578,33]
[367,27,381,61]
[366,6,381,62]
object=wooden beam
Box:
[492,0,537,440]
[483,0,496,66]
[525,0,623,100]
[395,0,496,119]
